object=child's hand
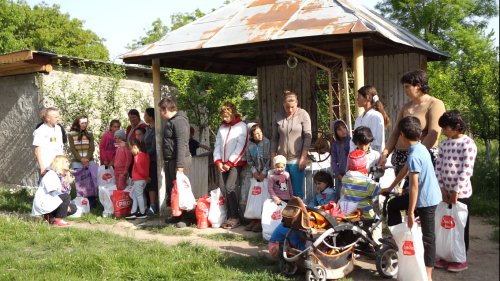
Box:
[146,177,151,183]
[407,213,415,228]
[273,198,281,205]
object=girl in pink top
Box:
[126,139,150,220]
[268,155,293,205]
[113,130,132,190]
[100,120,121,167]
[434,110,477,272]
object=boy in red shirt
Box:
[125,139,150,220]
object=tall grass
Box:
[470,140,499,223]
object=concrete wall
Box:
[0,74,40,187]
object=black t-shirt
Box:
[189,138,200,156]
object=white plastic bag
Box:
[98,184,117,217]
[389,220,427,281]
[176,172,196,211]
[244,178,269,219]
[208,188,227,228]
[261,199,287,241]
[97,165,115,187]
[435,201,468,263]
[68,197,90,218]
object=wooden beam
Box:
[0,64,52,77]
[342,58,352,133]
[353,38,364,117]
[152,58,166,213]
[0,50,33,64]
[292,43,348,60]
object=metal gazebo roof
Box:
[122,0,448,75]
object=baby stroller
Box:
[279,196,398,280]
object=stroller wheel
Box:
[376,245,398,278]
[279,258,297,276]
[305,265,327,281]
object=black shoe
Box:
[125,213,137,220]
[146,207,155,216]
[165,216,181,224]
[136,213,147,219]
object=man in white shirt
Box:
[33,107,64,177]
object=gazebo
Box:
[122,0,448,209]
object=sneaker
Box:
[448,262,468,272]
[125,213,137,220]
[146,207,155,216]
[51,218,70,227]
[244,221,256,231]
[176,221,187,228]
[434,259,450,269]
[136,213,148,219]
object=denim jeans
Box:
[286,164,305,199]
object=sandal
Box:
[222,218,240,229]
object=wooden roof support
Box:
[152,58,166,213]
[353,39,365,119]
[0,63,52,77]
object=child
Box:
[268,155,293,205]
[100,119,120,167]
[125,139,150,220]
[380,116,442,281]
[330,119,351,203]
[267,223,306,260]
[434,110,477,272]
[244,123,271,232]
[113,130,132,190]
[134,126,146,146]
[352,126,380,171]
[307,171,336,208]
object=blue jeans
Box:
[286,164,305,199]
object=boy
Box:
[380,116,442,281]
[113,129,132,190]
[434,110,477,272]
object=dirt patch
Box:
[71,216,498,280]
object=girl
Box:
[268,155,293,205]
[244,123,271,232]
[434,110,477,272]
[352,85,390,153]
[330,119,351,202]
[307,171,336,208]
[32,155,77,227]
[99,119,120,167]
[125,139,150,220]
[113,129,132,190]
[214,102,248,229]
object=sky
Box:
[25,0,499,62]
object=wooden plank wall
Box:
[257,62,317,138]
[364,53,427,134]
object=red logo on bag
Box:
[440,215,455,229]
[101,173,112,181]
[218,196,225,206]
[252,186,262,195]
[402,240,415,256]
[81,200,88,206]
[271,210,282,220]
[117,199,131,209]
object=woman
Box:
[351,85,391,153]
[244,123,271,232]
[32,155,76,227]
[99,119,121,167]
[271,90,312,199]
[68,115,98,207]
[213,102,248,229]
[143,108,158,215]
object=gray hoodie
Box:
[162,111,190,168]
[271,107,312,161]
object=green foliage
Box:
[0,0,108,60]
[0,215,288,281]
[0,188,33,213]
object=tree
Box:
[0,0,109,60]
[376,0,499,158]
[127,7,256,144]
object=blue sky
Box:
[25,0,499,61]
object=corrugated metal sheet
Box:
[122,0,447,60]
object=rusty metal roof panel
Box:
[122,0,447,60]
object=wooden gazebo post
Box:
[353,39,365,119]
[152,58,167,213]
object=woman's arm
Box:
[379,108,405,166]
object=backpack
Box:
[281,196,311,230]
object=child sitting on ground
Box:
[125,139,150,220]
[267,223,307,260]
[434,110,477,272]
[307,171,336,208]
[268,155,294,205]
[113,130,132,190]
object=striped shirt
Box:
[68,131,94,161]
[341,170,380,218]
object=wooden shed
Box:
[121,0,448,209]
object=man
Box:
[125,109,148,142]
[159,97,192,227]
[33,107,64,178]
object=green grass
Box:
[199,233,268,247]
[0,188,34,213]
[142,224,194,236]
[0,215,289,281]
